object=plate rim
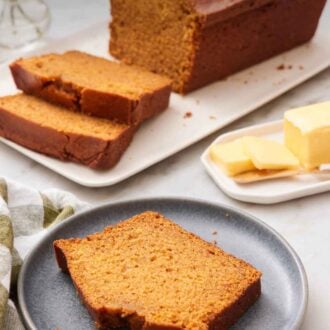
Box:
[17,197,308,330]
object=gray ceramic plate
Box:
[18,198,307,330]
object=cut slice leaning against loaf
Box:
[0,94,136,169]
[10,51,172,124]
[54,211,262,330]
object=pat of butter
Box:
[242,136,300,170]
[284,102,330,169]
[209,139,255,176]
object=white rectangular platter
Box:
[0,22,329,187]
[201,120,330,204]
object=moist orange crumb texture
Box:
[0,94,130,140]
[16,50,171,98]
[54,211,261,329]
[110,0,201,93]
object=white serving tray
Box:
[201,120,330,204]
[0,22,329,187]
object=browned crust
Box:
[10,61,171,124]
[54,240,261,330]
[0,106,136,169]
[182,0,327,93]
[192,0,273,27]
[54,241,69,273]
[209,279,261,329]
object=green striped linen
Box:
[0,178,89,329]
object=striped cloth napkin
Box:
[0,178,90,329]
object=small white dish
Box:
[201,120,330,204]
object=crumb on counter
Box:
[184,111,193,118]
[209,115,216,120]
[277,64,293,70]
[299,65,304,70]
[212,240,218,245]
[212,231,218,235]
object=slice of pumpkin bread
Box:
[10,51,171,124]
[0,94,136,169]
[54,211,261,329]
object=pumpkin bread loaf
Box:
[10,51,172,124]
[54,211,262,329]
[110,0,326,94]
[0,94,136,169]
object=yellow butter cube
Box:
[284,102,330,169]
[242,136,299,170]
[209,139,256,176]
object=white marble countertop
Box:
[1,1,330,329]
